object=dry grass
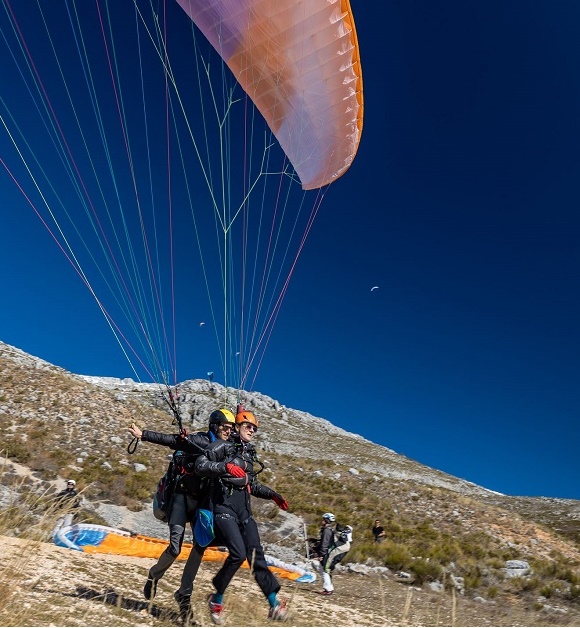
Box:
[2,532,577,627]
[0,482,579,627]
[1,341,580,625]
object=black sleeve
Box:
[195,440,228,478]
[248,477,276,500]
[141,430,182,449]
[142,430,213,458]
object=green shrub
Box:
[427,540,460,563]
[411,558,442,584]
[486,557,505,570]
[380,541,413,571]
[344,541,374,564]
[487,585,499,598]
[568,584,580,600]
[1,441,30,463]
[509,576,539,593]
[539,584,554,598]
[554,566,579,584]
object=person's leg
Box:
[243,518,280,598]
[319,552,335,593]
[322,569,334,592]
[321,546,347,593]
[148,493,188,584]
[175,496,202,596]
[211,515,246,593]
[177,543,205,596]
[239,518,287,619]
[206,516,246,624]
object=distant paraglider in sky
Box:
[371,286,379,292]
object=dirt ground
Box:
[0,535,578,627]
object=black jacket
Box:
[141,428,214,496]
[56,488,80,510]
[195,435,276,520]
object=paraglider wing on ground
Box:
[54,522,316,583]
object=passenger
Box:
[195,408,289,624]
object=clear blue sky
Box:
[1,1,579,500]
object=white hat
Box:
[66,479,76,487]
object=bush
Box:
[568,584,580,600]
[344,541,374,564]
[539,584,553,598]
[1,441,30,463]
[379,541,413,571]
[487,585,499,598]
[427,539,460,563]
[411,558,442,584]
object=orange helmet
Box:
[235,410,258,430]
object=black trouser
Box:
[212,513,280,598]
[150,492,204,595]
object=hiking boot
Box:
[207,593,224,625]
[174,591,193,626]
[316,590,333,595]
[268,597,288,621]
[174,591,191,610]
[144,577,158,600]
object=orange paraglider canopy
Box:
[175,0,364,190]
[55,524,316,583]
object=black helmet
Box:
[209,408,235,425]
[208,408,235,435]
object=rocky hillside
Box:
[1,339,579,626]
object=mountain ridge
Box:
[1,339,579,626]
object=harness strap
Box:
[214,512,255,527]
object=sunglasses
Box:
[241,423,257,432]
[219,424,233,432]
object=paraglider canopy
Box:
[0,0,364,397]
[175,0,363,190]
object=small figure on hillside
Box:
[57,479,79,503]
[53,480,81,533]
[372,519,386,543]
[312,512,353,595]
